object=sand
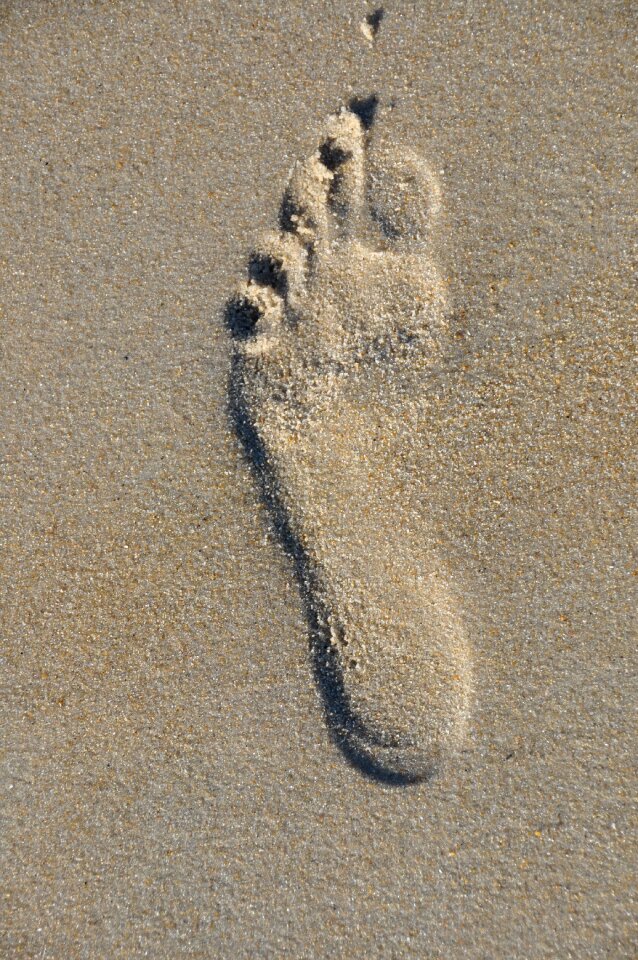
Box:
[1,1,636,957]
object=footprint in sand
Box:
[225,97,472,783]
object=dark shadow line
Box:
[226,347,428,786]
[349,93,379,130]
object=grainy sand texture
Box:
[2,1,636,958]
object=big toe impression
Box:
[368,145,442,247]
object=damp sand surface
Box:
[1,2,636,958]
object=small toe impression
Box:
[321,109,367,231]
[226,230,309,354]
[248,250,288,295]
[323,109,365,164]
[225,281,283,355]
[280,155,333,241]
[368,146,442,247]
[348,93,379,130]
[225,292,262,340]
[248,231,308,308]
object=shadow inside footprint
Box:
[224,297,261,340]
[228,355,431,786]
[348,93,379,130]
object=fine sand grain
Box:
[1,1,636,958]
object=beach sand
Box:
[1,1,636,956]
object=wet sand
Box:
[1,1,636,957]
